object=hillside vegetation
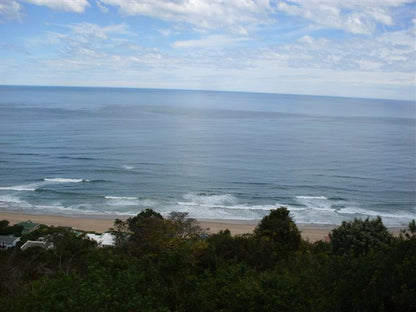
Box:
[1,208,415,311]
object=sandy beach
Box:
[0,210,339,242]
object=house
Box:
[0,235,20,250]
[16,220,40,235]
[20,240,54,251]
[86,233,115,247]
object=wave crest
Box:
[44,178,85,183]
[182,193,238,206]
[0,184,38,191]
[105,196,138,200]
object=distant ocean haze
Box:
[0,86,415,226]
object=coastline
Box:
[0,210,337,241]
[0,210,405,242]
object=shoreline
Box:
[0,210,405,242]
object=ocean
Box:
[0,86,415,226]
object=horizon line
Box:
[1,83,414,103]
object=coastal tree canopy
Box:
[0,220,23,236]
[0,211,415,312]
[254,207,301,254]
[112,209,205,254]
[329,217,393,255]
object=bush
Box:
[329,217,393,256]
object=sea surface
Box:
[0,86,415,226]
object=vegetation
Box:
[0,207,415,311]
[0,220,23,236]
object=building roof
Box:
[0,235,20,246]
[20,240,53,250]
[16,220,39,234]
[86,233,115,247]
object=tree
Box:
[0,220,24,236]
[254,207,301,256]
[125,209,167,252]
[45,227,97,274]
[113,210,207,253]
[401,219,416,240]
[329,217,393,256]
[167,211,204,239]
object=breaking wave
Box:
[44,178,86,183]
[0,178,89,192]
[105,196,138,200]
[0,189,414,226]
[0,183,39,191]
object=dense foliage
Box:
[0,220,23,236]
[0,207,415,311]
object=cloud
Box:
[66,22,131,39]
[254,24,415,73]
[87,0,413,36]
[172,34,247,49]
[2,2,413,100]
[22,0,90,13]
[17,16,414,100]
[277,0,413,34]
[26,22,164,74]
[100,0,275,34]
[0,0,22,22]
[0,0,90,21]
[96,1,109,13]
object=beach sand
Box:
[0,210,337,242]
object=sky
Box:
[0,0,415,100]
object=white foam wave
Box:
[338,207,416,220]
[0,178,87,192]
[0,184,36,192]
[0,187,413,226]
[170,203,256,220]
[290,208,342,225]
[172,193,281,220]
[177,202,276,211]
[296,196,328,200]
[44,178,85,183]
[105,196,138,200]
[338,207,381,216]
[104,196,158,207]
[295,195,336,212]
[182,193,238,206]
[0,182,42,191]
[122,165,135,170]
[0,194,24,204]
[0,196,98,216]
[176,201,198,206]
[224,204,277,211]
[102,210,139,216]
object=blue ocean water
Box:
[0,86,415,225]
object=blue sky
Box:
[0,0,415,100]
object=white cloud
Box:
[0,0,22,22]
[0,0,91,20]
[2,2,414,100]
[278,0,413,34]
[100,0,275,34]
[25,22,165,74]
[15,16,413,99]
[96,0,109,13]
[22,0,90,13]
[256,24,415,73]
[172,34,246,49]
[66,22,131,39]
